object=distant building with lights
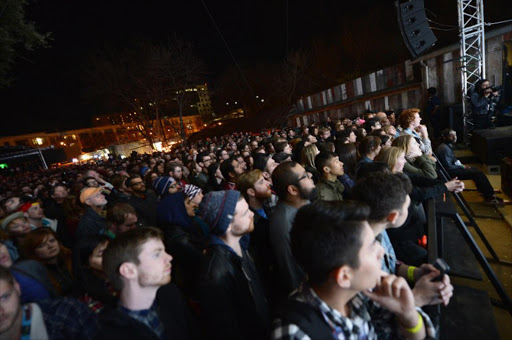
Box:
[186,84,214,122]
[0,114,204,161]
[196,85,214,121]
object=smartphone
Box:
[432,258,450,282]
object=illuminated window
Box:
[33,138,44,145]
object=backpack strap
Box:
[275,299,335,340]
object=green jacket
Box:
[316,177,344,201]
[403,154,437,179]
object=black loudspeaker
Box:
[396,0,437,58]
[471,126,512,165]
[502,157,512,198]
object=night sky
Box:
[1,0,509,136]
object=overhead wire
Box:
[199,0,256,101]
[427,19,458,29]
[485,18,512,26]
[431,27,459,31]
[199,0,284,126]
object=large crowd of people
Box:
[1,106,505,339]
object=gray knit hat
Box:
[199,190,240,236]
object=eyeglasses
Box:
[296,172,312,182]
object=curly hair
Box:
[397,108,421,129]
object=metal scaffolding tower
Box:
[458,0,486,146]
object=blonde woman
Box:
[392,135,437,179]
[301,144,321,184]
[375,147,407,174]
[376,147,463,198]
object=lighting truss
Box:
[458,0,485,146]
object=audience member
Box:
[21,228,74,296]
[314,152,345,201]
[198,190,269,340]
[99,227,200,339]
[269,161,316,299]
[272,200,434,339]
[77,187,108,240]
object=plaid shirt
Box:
[119,303,165,340]
[271,283,435,340]
[38,298,99,340]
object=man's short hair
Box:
[110,174,125,190]
[220,157,236,180]
[274,141,289,154]
[196,151,209,164]
[358,136,382,156]
[352,173,411,222]
[253,153,271,172]
[0,265,15,287]
[164,161,182,176]
[125,175,141,188]
[440,128,455,137]
[49,183,68,197]
[103,227,163,291]
[272,161,299,200]
[272,152,290,164]
[318,127,330,136]
[107,203,136,226]
[236,169,263,201]
[291,200,370,285]
[314,152,337,176]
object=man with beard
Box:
[198,190,269,340]
[237,170,274,296]
[99,227,200,340]
[219,157,244,190]
[253,153,280,211]
[269,161,317,300]
[126,175,158,227]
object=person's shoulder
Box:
[200,245,238,280]
[271,318,310,340]
[96,306,145,340]
[13,259,47,273]
[436,142,450,152]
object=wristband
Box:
[404,311,423,334]
[407,266,417,283]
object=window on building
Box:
[32,138,44,145]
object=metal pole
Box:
[38,148,48,170]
